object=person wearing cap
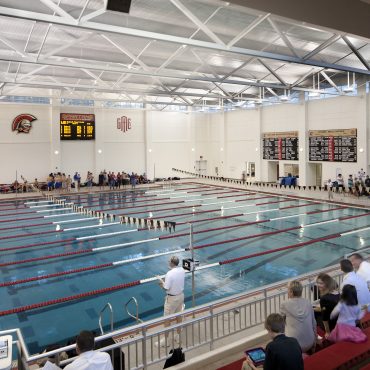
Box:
[157,256,185,347]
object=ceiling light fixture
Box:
[343,72,355,93]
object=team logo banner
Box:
[117,116,132,133]
[12,114,37,133]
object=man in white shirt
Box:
[64,331,113,370]
[340,259,370,307]
[349,253,370,289]
[157,256,186,347]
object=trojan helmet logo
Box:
[12,114,37,133]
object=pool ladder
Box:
[125,297,143,325]
[98,297,142,335]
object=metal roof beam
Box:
[227,13,270,48]
[43,32,93,58]
[258,59,287,85]
[267,17,299,58]
[320,71,341,93]
[0,35,28,58]
[302,34,340,60]
[39,0,75,21]
[170,0,225,46]
[342,36,370,71]
[0,6,369,75]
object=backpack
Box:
[163,347,185,368]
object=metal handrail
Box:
[125,296,143,324]
[98,302,114,335]
[3,258,369,369]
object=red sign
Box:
[117,116,131,133]
[12,114,37,133]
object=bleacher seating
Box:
[217,313,370,370]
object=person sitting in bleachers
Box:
[242,313,303,370]
[313,273,340,338]
[328,284,367,343]
[62,330,113,370]
[336,174,344,192]
[280,280,317,353]
[347,174,354,194]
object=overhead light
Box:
[191,148,195,152]
[343,85,354,93]
[148,148,152,153]
[280,89,290,101]
[220,147,224,151]
[54,150,59,155]
[359,147,364,153]
[97,149,102,154]
[308,91,320,97]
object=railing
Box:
[3,261,356,370]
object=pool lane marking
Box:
[43,213,79,218]
[36,208,73,213]
[93,191,246,212]
[340,226,370,236]
[62,222,121,232]
[117,196,279,217]
[29,204,64,208]
[1,234,368,316]
[92,237,159,252]
[0,222,54,232]
[76,229,137,241]
[24,200,51,205]
[0,238,78,252]
[53,217,99,224]
[174,205,346,225]
[0,215,44,223]
[2,221,370,286]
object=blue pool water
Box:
[0,183,369,353]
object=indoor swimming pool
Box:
[0,182,369,353]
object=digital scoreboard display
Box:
[60,113,95,140]
[263,131,299,160]
[309,128,357,162]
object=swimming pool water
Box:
[0,183,369,353]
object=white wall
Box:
[225,109,260,180]
[0,104,52,183]
[1,91,369,186]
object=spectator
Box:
[98,171,104,190]
[313,273,340,338]
[336,174,344,192]
[66,175,72,192]
[348,253,370,289]
[242,313,303,370]
[365,175,370,188]
[357,168,365,181]
[326,179,333,200]
[328,285,366,343]
[347,174,353,194]
[63,330,113,370]
[130,172,137,190]
[280,280,317,353]
[340,259,370,307]
[47,173,54,191]
[73,172,80,192]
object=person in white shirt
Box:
[157,256,186,347]
[349,253,370,289]
[357,168,366,181]
[340,259,370,308]
[64,331,113,370]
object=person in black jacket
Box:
[243,313,303,370]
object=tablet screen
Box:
[246,348,265,364]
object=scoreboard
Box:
[60,113,95,140]
[263,131,299,160]
[309,128,357,162]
